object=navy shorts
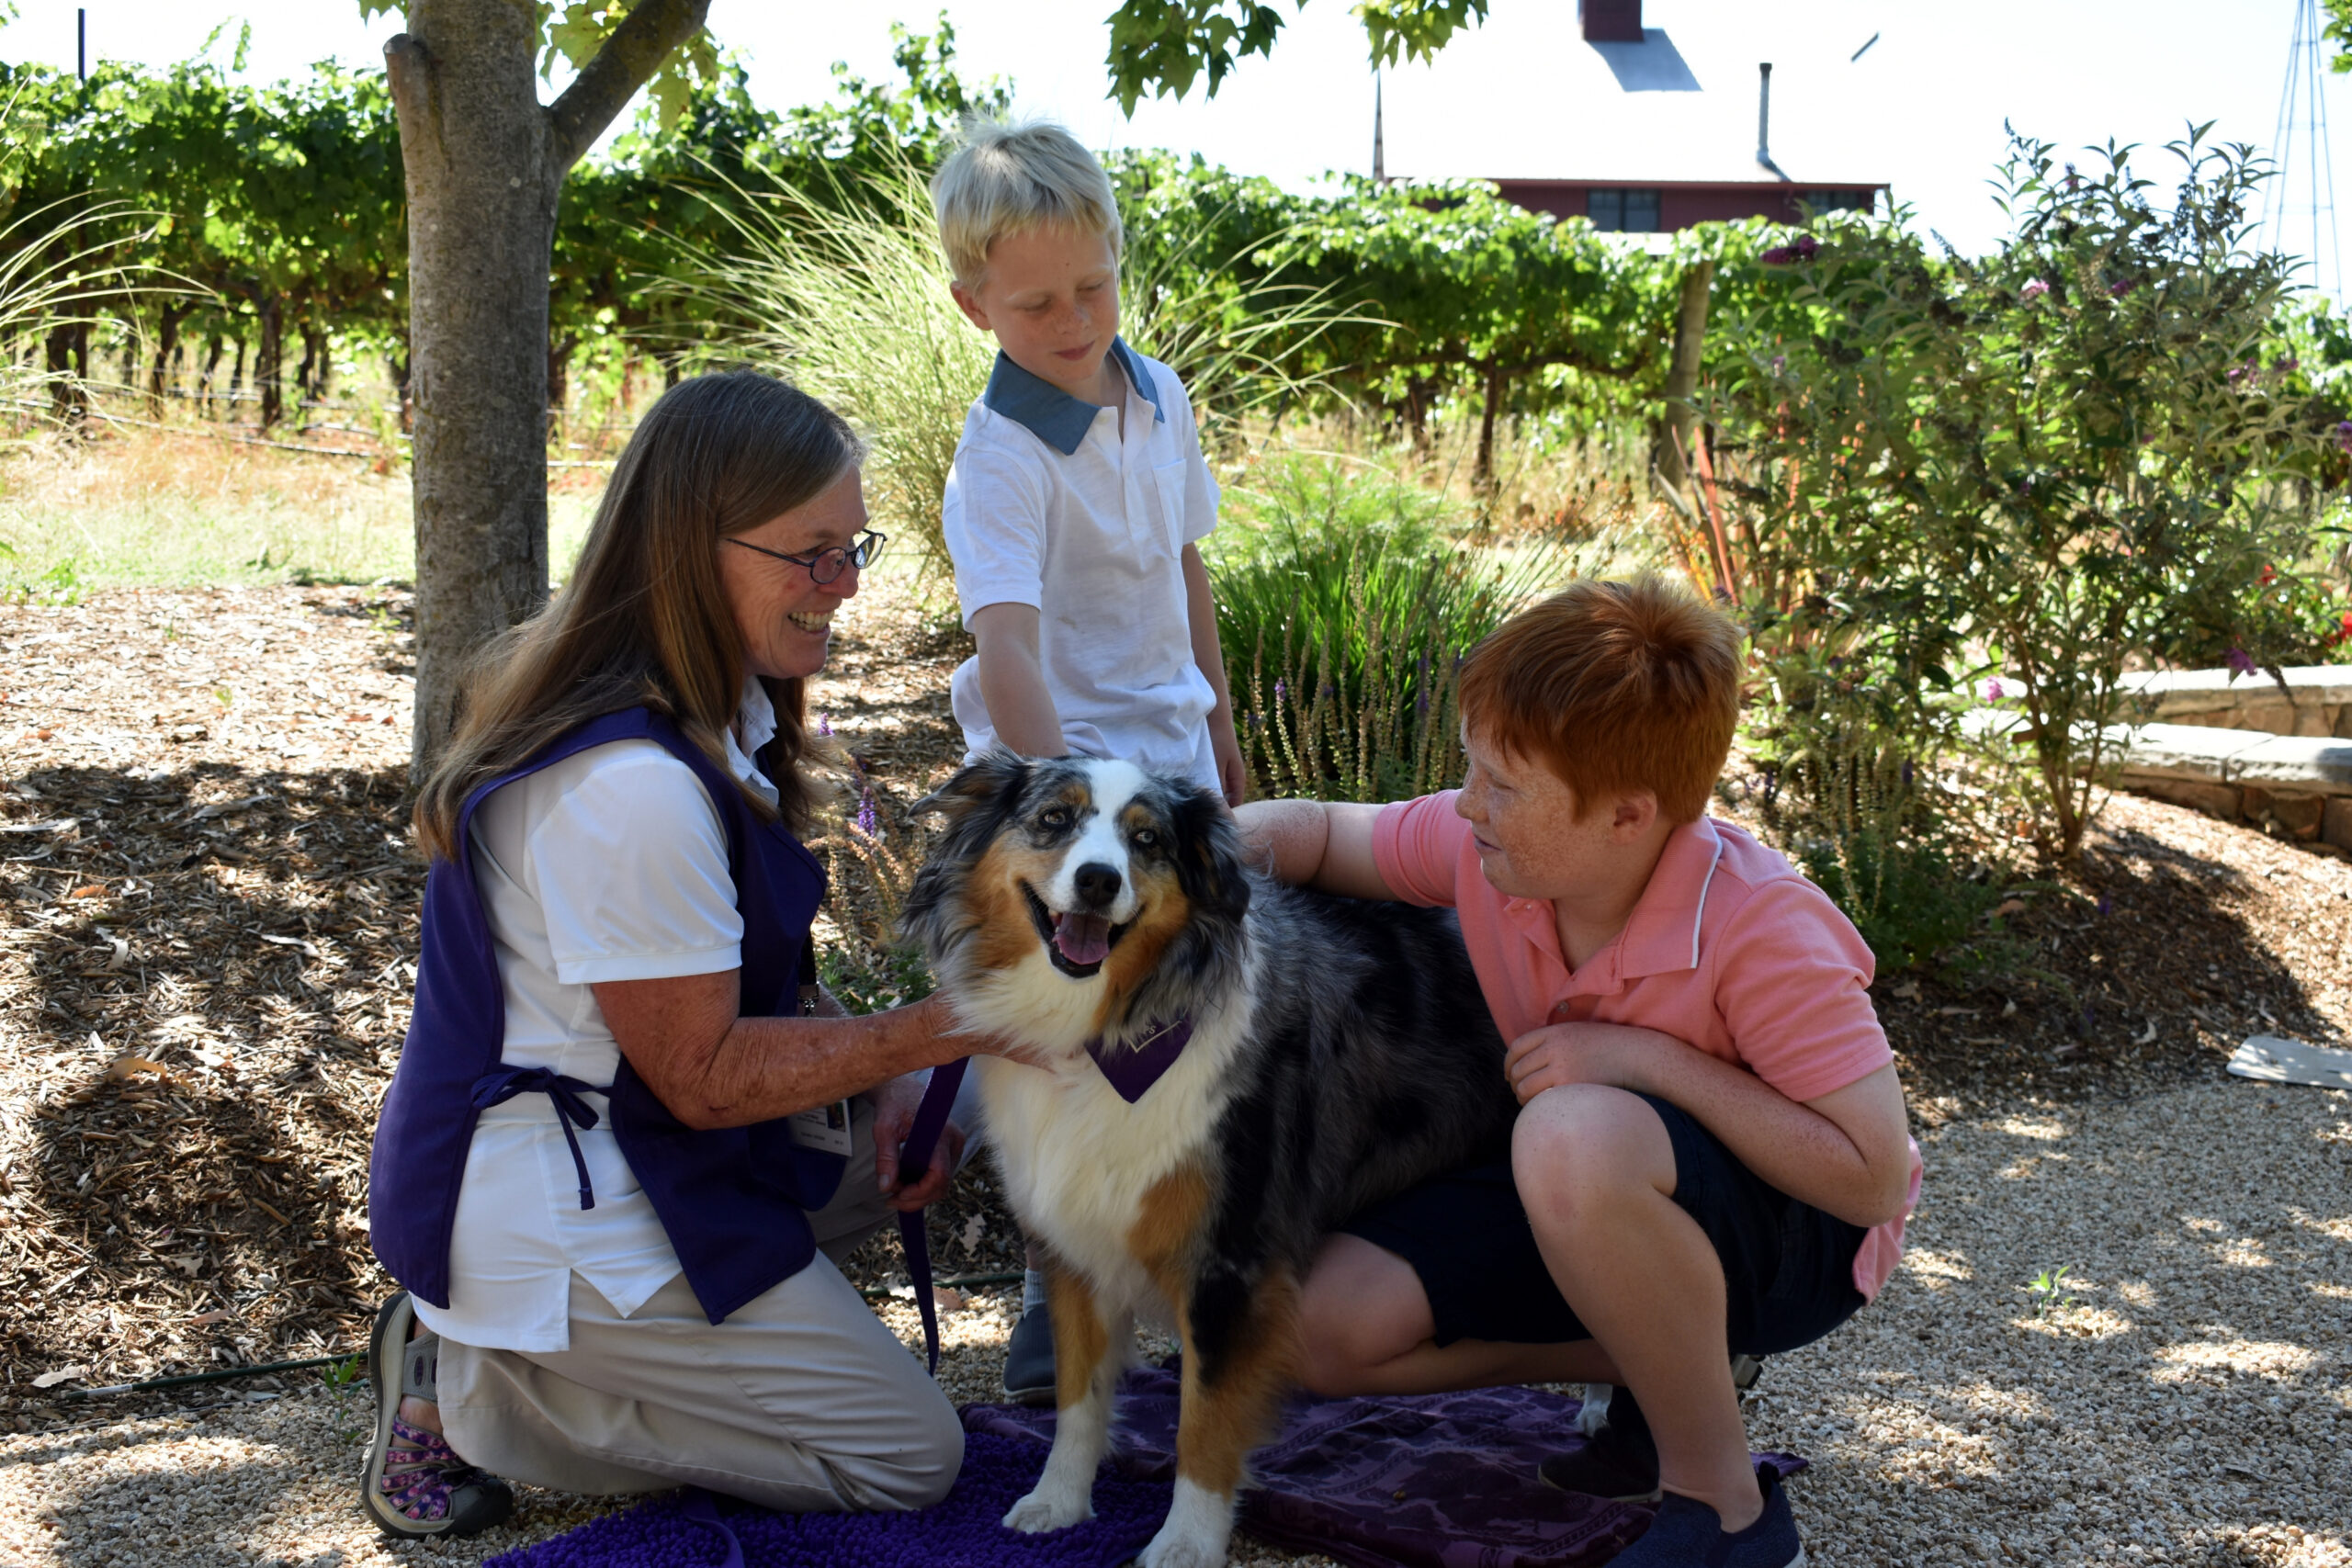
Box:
[1340,1093,1867,1354]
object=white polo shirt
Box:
[942,338,1222,791]
[409,682,777,1353]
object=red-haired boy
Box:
[1237,577,1920,1568]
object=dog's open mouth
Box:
[1023,885,1129,977]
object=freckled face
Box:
[1452,727,1612,900]
[950,225,1123,403]
[718,467,865,682]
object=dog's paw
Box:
[1001,1483,1093,1534]
[1138,1478,1235,1568]
[1138,1524,1228,1568]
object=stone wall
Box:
[2106,669,2352,851]
[2120,665,2352,739]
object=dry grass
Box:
[0,426,603,592]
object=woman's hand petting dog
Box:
[1503,1020,1688,1104]
[870,1069,967,1212]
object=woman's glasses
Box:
[726,529,887,585]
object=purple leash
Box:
[894,1056,968,1375]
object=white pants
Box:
[436,1088,976,1511]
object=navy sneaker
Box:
[1610,1464,1804,1568]
[1539,1386,1661,1503]
[1001,1296,1056,1406]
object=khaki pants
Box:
[436,1098,965,1511]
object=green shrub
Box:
[1210,454,1576,801]
[1694,129,2347,863]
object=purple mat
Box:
[482,1430,1169,1568]
[967,1365,1804,1568]
[488,1365,1804,1568]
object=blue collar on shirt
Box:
[981,336,1166,457]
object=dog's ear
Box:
[1170,782,1252,928]
[913,750,1029,829]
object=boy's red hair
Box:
[1457,576,1741,822]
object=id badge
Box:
[788,1098,854,1156]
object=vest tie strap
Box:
[471,1066,611,1211]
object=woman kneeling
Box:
[362,373,994,1538]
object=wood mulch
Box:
[2,577,2345,1434]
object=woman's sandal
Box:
[361,1291,514,1540]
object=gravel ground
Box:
[4,582,2347,1565]
[4,1075,2344,1567]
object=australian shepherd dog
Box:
[905,752,1518,1568]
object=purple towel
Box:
[482,1431,1169,1568]
[966,1365,1804,1568]
[490,1366,1804,1568]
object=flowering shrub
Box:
[1703,129,2347,862]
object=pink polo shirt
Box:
[1374,792,1922,1302]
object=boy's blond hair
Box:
[931,116,1124,285]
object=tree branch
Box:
[543,0,711,175]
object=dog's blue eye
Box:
[1133,829,1159,848]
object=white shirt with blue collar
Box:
[942,337,1223,792]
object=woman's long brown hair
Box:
[413,372,865,862]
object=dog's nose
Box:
[1072,862,1123,908]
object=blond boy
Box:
[933,117,1246,1400]
[933,116,1244,807]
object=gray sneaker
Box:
[1001,1297,1057,1406]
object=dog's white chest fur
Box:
[973,1009,1242,1312]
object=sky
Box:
[6,0,2349,284]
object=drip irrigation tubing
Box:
[55,1273,1030,1399]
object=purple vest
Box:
[368,706,842,1326]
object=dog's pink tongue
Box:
[1053,911,1113,966]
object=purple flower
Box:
[1981,676,2007,702]
[854,787,878,837]
[816,712,832,738]
[1273,679,1287,703]
[2278,357,2300,373]
[2096,895,2111,916]
[2334,420,2352,453]
[1770,354,1788,374]
[2108,278,2134,298]
[2064,163,2080,191]
[2225,647,2256,676]
[1761,245,1793,265]
[2020,278,2050,301]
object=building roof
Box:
[1382,0,1894,191]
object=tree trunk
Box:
[150,303,191,415]
[230,336,246,412]
[150,303,192,416]
[200,334,225,418]
[44,322,88,427]
[548,329,578,430]
[296,325,321,412]
[1473,361,1506,494]
[255,294,285,430]
[1652,259,1714,494]
[387,0,708,778]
